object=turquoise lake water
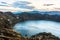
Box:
[13,20,60,37]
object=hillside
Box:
[29,32,60,40]
[0,11,60,40]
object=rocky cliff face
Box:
[0,12,22,40]
[29,32,60,40]
[0,28,21,40]
[0,11,60,40]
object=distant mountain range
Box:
[12,10,60,15]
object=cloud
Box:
[17,1,31,4]
[43,4,54,6]
[0,0,60,11]
[0,0,33,12]
[25,0,60,11]
[0,2,9,6]
[1,2,7,4]
[12,1,34,9]
[0,0,15,4]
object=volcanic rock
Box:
[29,32,60,40]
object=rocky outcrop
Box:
[0,28,21,40]
[29,32,60,40]
[0,12,22,40]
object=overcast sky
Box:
[0,0,60,11]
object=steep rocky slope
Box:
[29,32,60,40]
[0,12,22,40]
[0,28,21,40]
